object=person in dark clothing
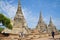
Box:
[51,31,55,38]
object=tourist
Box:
[51,31,55,38]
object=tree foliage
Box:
[0,27,4,33]
[59,30,60,32]
[0,13,12,30]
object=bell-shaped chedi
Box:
[48,17,58,34]
[12,0,29,34]
[36,11,47,33]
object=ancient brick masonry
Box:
[1,0,58,40]
[36,12,48,33]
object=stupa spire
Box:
[36,11,47,33]
[13,0,29,34]
[39,11,43,23]
[18,0,20,5]
[48,16,58,34]
[16,0,22,13]
[17,0,21,10]
[49,16,53,25]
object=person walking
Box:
[51,31,55,38]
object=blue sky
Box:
[0,0,60,30]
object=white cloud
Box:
[7,0,14,3]
[53,18,60,30]
[0,9,1,12]
[22,8,38,28]
[0,0,17,19]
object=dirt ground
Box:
[20,35,60,40]
[32,35,60,40]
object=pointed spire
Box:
[17,0,21,11]
[49,16,53,24]
[14,0,23,18]
[18,0,21,7]
[40,11,42,19]
[36,11,47,33]
[13,0,29,34]
[39,11,43,23]
[48,16,58,34]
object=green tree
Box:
[59,30,60,31]
[0,13,12,32]
[0,27,4,33]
